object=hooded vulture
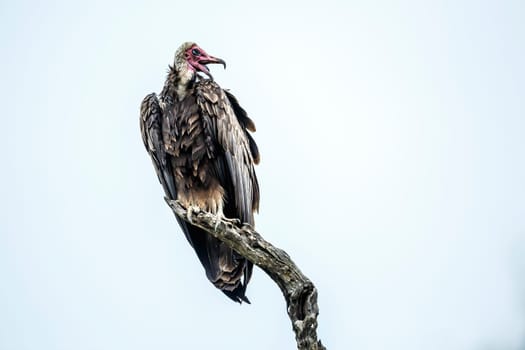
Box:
[140,42,260,303]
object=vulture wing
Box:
[194,80,260,302]
[196,80,260,225]
[140,93,177,199]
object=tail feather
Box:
[174,216,252,303]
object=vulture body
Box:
[140,42,260,303]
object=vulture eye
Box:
[191,48,201,56]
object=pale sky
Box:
[1,1,524,349]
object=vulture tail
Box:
[174,216,252,303]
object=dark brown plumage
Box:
[140,42,260,303]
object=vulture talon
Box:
[214,216,221,231]
[225,217,241,226]
[186,205,199,224]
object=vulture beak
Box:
[196,55,226,80]
[201,56,226,69]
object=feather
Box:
[140,93,177,199]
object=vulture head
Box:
[175,42,226,82]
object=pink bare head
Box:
[175,42,226,81]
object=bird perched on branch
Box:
[140,42,260,303]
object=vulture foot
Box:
[186,205,200,224]
[223,217,241,226]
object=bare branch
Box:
[165,199,326,350]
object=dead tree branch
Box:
[165,199,326,350]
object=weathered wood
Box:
[165,198,326,350]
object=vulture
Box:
[140,42,260,303]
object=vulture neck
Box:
[161,64,195,103]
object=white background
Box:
[1,1,524,349]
